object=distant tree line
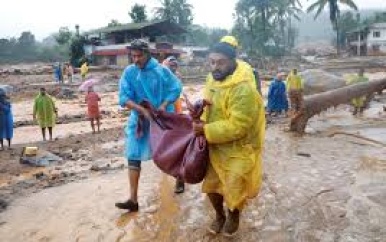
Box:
[0,31,65,64]
[2,0,386,64]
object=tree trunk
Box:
[335,18,340,56]
[290,78,386,133]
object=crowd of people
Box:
[0,59,96,150]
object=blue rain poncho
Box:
[267,78,288,112]
[0,95,13,140]
[119,58,182,161]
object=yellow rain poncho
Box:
[237,60,257,90]
[201,62,265,211]
[286,71,304,91]
[80,62,89,78]
[33,94,56,128]
[346,74,369,107]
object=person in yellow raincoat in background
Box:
[346,68,369,115]
[193,42,265,237]
[286,68,304,114]
[80,61,89,81]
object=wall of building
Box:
[117,55,129,67]
[366,27,386,55]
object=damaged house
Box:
[347,22,386,56]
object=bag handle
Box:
[140,100,171,130]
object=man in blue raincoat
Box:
[267,73,289,116]
[116,39,182,212]
[0,89,13,150]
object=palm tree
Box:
[154,0,175,22]
[307,0,358,55]
[272,0,302,50]
[154,0,193,27]
[174,0,193,26]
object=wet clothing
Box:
[119,57,182,161]
[238,60,257,90]
[128,159,141,171]
[201,61,265,211]
[80,63,89,79]
[0,99,13,140]
[54,65,63,83]
[33,94,56,128]
[347,75,369,108]
[267,79,288,113]
[286,72,304,91]
[85,92,100,119]
[288,90,304,112]
[286,72,304,112]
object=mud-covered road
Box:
[0,71,385,242]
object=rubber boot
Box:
[207,193,226,234]
[223,209,240,237]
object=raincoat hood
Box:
[207,60,254,89]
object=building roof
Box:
[370,22,386,29]
[92,48,185,56]
[85,19,186,37]
[346,22,386,34]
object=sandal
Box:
[115,199,139,212]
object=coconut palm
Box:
[272,0,303,50]
[154,0,193,27]
[307,0,358,55]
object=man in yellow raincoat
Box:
[193,42,265,237]
[33,88,57,141]
[286,68,304,114]
[347,68,369,115]
[80,61,89,81]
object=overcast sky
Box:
[1,0,386,40]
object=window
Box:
[373,31,381,38]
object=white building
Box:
[347,23,386,56]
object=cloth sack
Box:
[141,100,209,184]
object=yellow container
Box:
[24,147,38,156]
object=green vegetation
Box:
[232,0,302,57]
[2,0,386,64]
[129,4,148,23]
[307,0,358,54]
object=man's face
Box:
[131,49,148,69]
[40,89,46,95]
[208,52,234,81]
[169,62,178,73]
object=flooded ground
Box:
[0,72,385,241]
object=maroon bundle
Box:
[141,100,209,184]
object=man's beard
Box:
[211,62,237,81]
